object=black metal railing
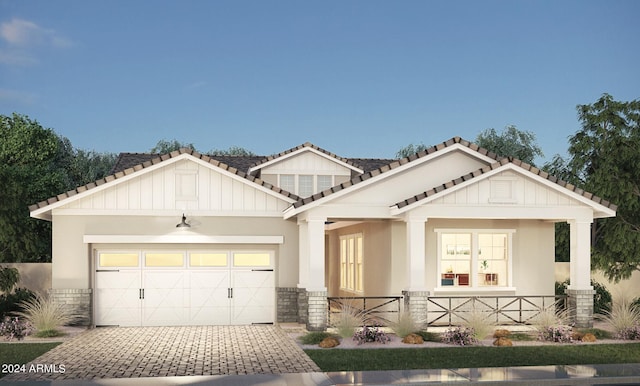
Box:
[425,295,567,326]
[327,296,402,326]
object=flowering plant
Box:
[616,325,640,340]
[0,317,33,341]
[353,325,391,345]
[538,325,573,343]
[442,326,478,346]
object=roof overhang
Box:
[30,152,298,221]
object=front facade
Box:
[30,137,616,329]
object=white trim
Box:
[31,153,297,221]
[84,234,284,244]
[435,229,515,290]
[51,208,286,218]
[390,163,616,219]
[249,146,364,174]
[283,143,495,219]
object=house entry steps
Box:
[3,325,320,381]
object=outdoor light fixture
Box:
[176,214,190,228]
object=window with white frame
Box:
[279,174,295,193]
[340,233,363,292]
[298,175,314,197]
[438,229,513,288]
[317,175,333,192]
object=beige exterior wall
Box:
[0,263,51,295]
[556,262,640,302]
[325,218,555,298]
[51,214,299,289]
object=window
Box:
[233,252,271,267]
[339,233,363,292]
[317,175,333,192]
[99,253,139,267]
[145,253,184,267]
[280,175,295,193]
[437,230,513,288]
[298,175,314,197]
[189,252,228,267]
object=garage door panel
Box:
[232,271,274,325]
[95,271,142,326]
[142,271,187,326]
[96,250,275,326]
[188,271,230,325]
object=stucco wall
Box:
[556,262,640,301]
[51,214,299,289]
[326,221,393,297]
[0,263,51,295]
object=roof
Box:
[29,148,301,212]
[29,137,617,217]
[393,157,618,212]
[288,136,617,212]
[247,142,366,173]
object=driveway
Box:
[4,325,320,381]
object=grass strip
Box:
[0,342,61,378]
[305,343,640,372]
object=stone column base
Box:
[48,288,92,326]
[402,290,429,329]
[566,288,596,328]
[276,287,299,323]
[306,290,327,331]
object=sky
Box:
[1,1,638,163]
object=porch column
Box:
[402,217,429,325]
[567,218,595,328]
[297,216,327,331]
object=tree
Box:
[0,113,71,262]
[209,146,256,156]
[564,94,640,281]
[150,139,196,153]
[395,143,428,158]
[475,125,544,166]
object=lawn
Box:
[0,343,61,378]
[305,343,640,371]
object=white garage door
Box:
[95,250,274,326]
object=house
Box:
[29,137,616,330]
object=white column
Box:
[568,219,593,290]
[298,216,326,292]
[297,219,309,289]
[405,217,427,291]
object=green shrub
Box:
[598,296,640,340]
[0,288,36,319]
[331,302,366,338]
[299,331,335,345]
[555,279,612,314]
[390,312,423,338]
[461,305,495,341]
[16,293,76,336]
[414,330,440,342]
[0,267,20,294]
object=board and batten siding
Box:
[259,151,353,176]
[64,159,290,214]
[431,170,586,208]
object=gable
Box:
[391,164,617,220]
[260,150,354,177]
[31,154,296,220]
[284,147,493,219]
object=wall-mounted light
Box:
[176,214,191,228]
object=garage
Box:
[94,249,275,326]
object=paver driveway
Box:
[5,325,320,381]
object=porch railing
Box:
[426,295,567,326]
[328,296,402,327]
[326,295,567,327]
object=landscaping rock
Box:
[319,337,340,348]
[402,333,424,344]
[581,333,597,342]
[571,331,584,341]
[493,337,513,346]
[493,329,511,338]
